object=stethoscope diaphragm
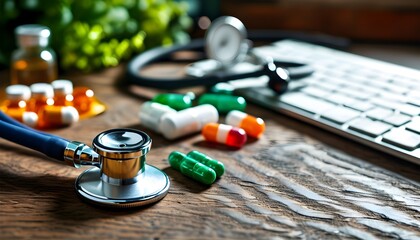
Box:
[75,129,170,208]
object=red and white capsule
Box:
[202,123,247,148]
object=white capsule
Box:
[6,84,31,101]
[51,79,73,95]
[139,101,177,133]
[60,106,79,125]
[22,112,39,127]
[38,106,79,128]
[30,83,54,98]
[159,104,219,140]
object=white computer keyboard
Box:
[236,40,420,165]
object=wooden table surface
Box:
[0,49,420,239]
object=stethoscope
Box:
[0,110,170,208]
[126,16,316,94]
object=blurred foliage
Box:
[0,0,192,71]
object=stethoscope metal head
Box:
[205,16,249,65]
[75,129,170,208]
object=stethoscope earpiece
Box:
[264,62,290,94]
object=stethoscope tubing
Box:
[126,39,315,90]
[0,110,68,141]
[126,39,274,88]
[0,111,68,161]
[126,39,206,89]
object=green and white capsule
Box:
[168,151,216,185]
[187,150,224,177]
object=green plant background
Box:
[0,0,192,72]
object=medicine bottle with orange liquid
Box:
[10,24,57,86]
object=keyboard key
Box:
[397,104,420,116]
[365,107,394,120]
[301,86,331,98]
[335,87,373,100]
[378,91,408,102]
[406,119,420,134]
[371,98,402,111]
[392,77,419,87]
[346,100,375,112]
[407,90,420,100]
[373,99,420,115]
[321,106,360,124]
[326,93,355,105]
[382,129,420,150]
[382,114,411,126]
[348,118,393,137]
[315,81,339,91]
[281,92,336,114]
[408,98,420,107]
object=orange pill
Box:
[226,110,265,138]
[38,105,79,128]
[5,108,38,127]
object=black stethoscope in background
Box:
[126,16,348,94]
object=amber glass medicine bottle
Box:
[11,24,58,85]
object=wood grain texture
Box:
[0,66,419,239]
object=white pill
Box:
[6,84,31,100]
[30,83,54,98]
[159,104,219,140]
[60,106,79,124]
[52,79,73,95]
[139,101,177,133]
[22,112,39,127]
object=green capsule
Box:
[152,93,193,110]
[168,151,216,185]
[187,150,224,177]
[198,93,246,114]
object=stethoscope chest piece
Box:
[75,129,170,208]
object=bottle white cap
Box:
[6,84,31,100]
[139,101,177,133]
[159,104,219,140]
[15,24,51,48]
[22,112,39,127]
[30,83,54,98]
[226,110,247,127]
[52,79,73,95]
[61,106,79,125]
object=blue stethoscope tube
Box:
[0,111,68,160]
[0,110,98,167]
